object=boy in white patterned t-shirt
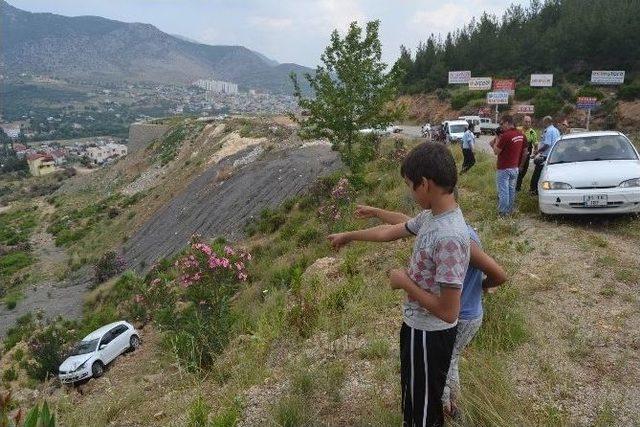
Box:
[328,143,469,426]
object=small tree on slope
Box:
[290,20,403,175]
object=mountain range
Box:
[0,0,312,93]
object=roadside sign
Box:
[591,71,625,85]
[493,79,515,95]
[487,92,509,105]
[576,97,598,110]
[468,77,492,91]
[530,74,553,87]
[448,71,471,84]
[515,104,535,114]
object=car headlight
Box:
[74,361,87,372]
[619,178,640,188]
[541,181,573,190]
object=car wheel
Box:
[129,335,141,351]
[91,361,104,378]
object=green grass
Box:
[0,251,33,278]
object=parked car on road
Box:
[442,120,469,144]
[58,321,141,384]
[479,117,500,134]
[538,131,640,214]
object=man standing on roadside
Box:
[489,115,528,216]
[516,115,537,191]
[460,121,476,173]
[529,116,561,195]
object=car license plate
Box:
[584,194,608,207]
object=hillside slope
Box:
[0,0,311,93]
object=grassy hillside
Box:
[3,133,638,425]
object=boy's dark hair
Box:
[500,114,514,125]
[400,143,457,193]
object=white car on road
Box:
[538,131,640,214]
[58,321,141,384]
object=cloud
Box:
[248,16,293,30]
[314,0,368,33]
[411,3,473,35]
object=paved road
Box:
[399,125,496,154]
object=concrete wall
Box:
[128,123,170,154]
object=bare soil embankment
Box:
[123,144,339,272]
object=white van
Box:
[442,120,469,144]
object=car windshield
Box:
[70,339,99,355]
[450,125,467,133]
[547,135,638,164]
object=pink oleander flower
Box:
[220,257,230,268]
[238,272,248,281]
[224,245,235,256]
[235,261,245,271]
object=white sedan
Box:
[58,321,141,384]
[538,131,640,214]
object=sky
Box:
[11,0,529,68]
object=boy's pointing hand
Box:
[327,233,351,251]
[354,205,378,219]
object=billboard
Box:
[530,74,553,87]
[515,104,535,114]
[448,71,471,84]
[487,92,509,105]
[576,97,598,110]
[468,77,492,91]
[493,79,516,95]
[591,71,625,85]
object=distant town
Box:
[0,74,300,176]
[0,74,298,140]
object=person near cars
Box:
[516,115,538,191]
[530,116,561,195]
[461,121,476,173]
[559,119,570,135]
[489,115,528,216]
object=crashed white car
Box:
[58,321,140,384]
[538,131,640,214]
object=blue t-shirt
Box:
[460,226,483,320]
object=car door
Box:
[98,330,117,364]
[110,325,130,357]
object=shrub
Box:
[2,367,17,382]
[317,177,355,232]
[575,86,604,101]
[435,88,450,101]
[25,323,73,381]
[618,83,640,101]
[136,237,252,369]
[93,251,126,285]
[515,86,535,101]
[533,89,564,118]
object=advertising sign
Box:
[448,70,471,84]
[530,74,553,87]
[493,79,516,95]
[515,104,535,114]
[591,71,625,85]
[468,77,492,90]
[487,92,509,105]
[576,97,598,110]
